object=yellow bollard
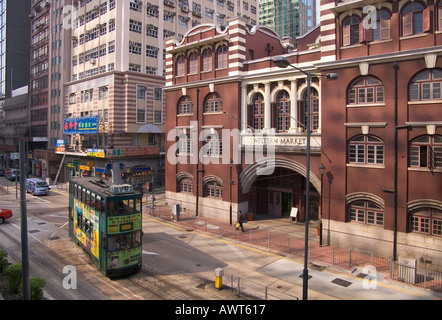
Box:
[214,268,224,290]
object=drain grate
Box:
[28,230,40,234]
[49,236,60,241]
[331,278,352,287]
[38,222,47,225]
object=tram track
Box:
[122,267,212,300]
[0,228,100,300]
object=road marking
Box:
[142,250,159,255]
[143,214,435,299]
[11,222,43,244]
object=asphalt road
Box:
[0,176,441,302]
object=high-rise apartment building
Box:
[259,0,319,41]
[0,0,30,99]
[34,0,259,185]
[0,0,30,169]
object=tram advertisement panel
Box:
[74,199,99,258]
[107,214,142,234]
[107,247,142,269]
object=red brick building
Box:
[165,2,442,267]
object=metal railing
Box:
[230,275,299,300]
[148,205,442,293]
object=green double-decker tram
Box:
[68,177,143,278]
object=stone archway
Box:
[239,157,321,194]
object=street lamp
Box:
[272,56,337,300]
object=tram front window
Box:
[108,199,141,215]
[107,231,141,251]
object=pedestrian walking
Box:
[236,210,245,232]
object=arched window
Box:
[204,180,223,198]
[177,96,193,115]
[373,9,391,41]
[402,2,428,36]
[178,177,193,193]
[176,55,185,77]
[409,69,442,101]
[202,49,212,72]
[348,135,384,165]
[348,76,384,105]
[302,88,319,132]
[204,92,222,113]
[410,208,442,236]
[342,16,360,46]
[188,52,198,74]
[348,200,384,226]
[409,135,442,171]
[276,90,290,132]
[252,93,264,130]
[216,45,228,69]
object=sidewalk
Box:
[145,202,442,298]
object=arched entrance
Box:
[240,158,321,221]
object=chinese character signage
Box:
[63,116,98,134]
[55,139,65,152]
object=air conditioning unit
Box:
[109,184,134,195]
[182,5,189,12]
[90,58,96,65]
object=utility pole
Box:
[19,139,30,300]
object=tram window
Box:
[108,201,116,215]
[101,232,106,249]
[107,231,141,251]
[96,195,104,214]
[82,188,86,203]
[135,198,141,212]
[86,190,91,206]
[77,185,81,200]
[118,199,134,214]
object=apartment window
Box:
[80,89,94,103]
[137,85,147,99]
[410,208,442,236]
[146,45,158,58]
[129,0,142,12]
[342,16,360,46]
[129,41,142,55]
[188,52,198,74]
[402,2,429,36]
[202,49,212,72]
[108,41,115,54]
[348,135,384,165]
[409,69,442,101]
[349,201,384,226]
[129,19,142,33]
[69,93,77,105]
[348,76,384,105]
[98,86,108,100]
[409,135,442,170]
[154,110,162,124]
[216,45,228,69]
[154,87,162,101]
[204,92,223,113]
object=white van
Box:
[25,178,49,196]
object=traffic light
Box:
[148,182,152,192]
[121,172,127,180]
